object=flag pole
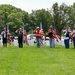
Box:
[4,9,8,47]
[40,22,42,30]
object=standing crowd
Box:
[0,25,75,49]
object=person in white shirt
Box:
[1,28,7,47]
[63,26,70,49]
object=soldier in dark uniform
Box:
[1,28,7,47]
[16,28,23,48]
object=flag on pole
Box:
[40,22,45,45]
[52,24,61,42]
[23,30,29,45]
[40,29,45,45]
[7,25,12,44]
[22,24,29,45]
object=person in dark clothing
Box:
[1,28,7,47]
[62,26,70,49]
[16,28,23,48]
[48,25,55,48]
[72,26,75,49]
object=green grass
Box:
[0,44,75,75]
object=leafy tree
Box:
[30,9,52,33]
[0,4,28,35]
[52,3,69,36]
[67,2,75,29]
[0,3,75,36]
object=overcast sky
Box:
[0,0,75,13]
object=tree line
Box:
[0,2,75,36]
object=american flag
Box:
[23,30,29,45]
[52,24,60,42]
[7,25,12,44]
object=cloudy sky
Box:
[0,0,75,13]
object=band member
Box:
[1,28,7,47]
[34,27,41,48]
[48,25,55,48]
[15,28,23,48]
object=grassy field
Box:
[0,44,75,75]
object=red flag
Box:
[40,29,45,45]
[7,25,12,44]
[7,32,12,44]
[53,29,61,42]
[23,30,29,45]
